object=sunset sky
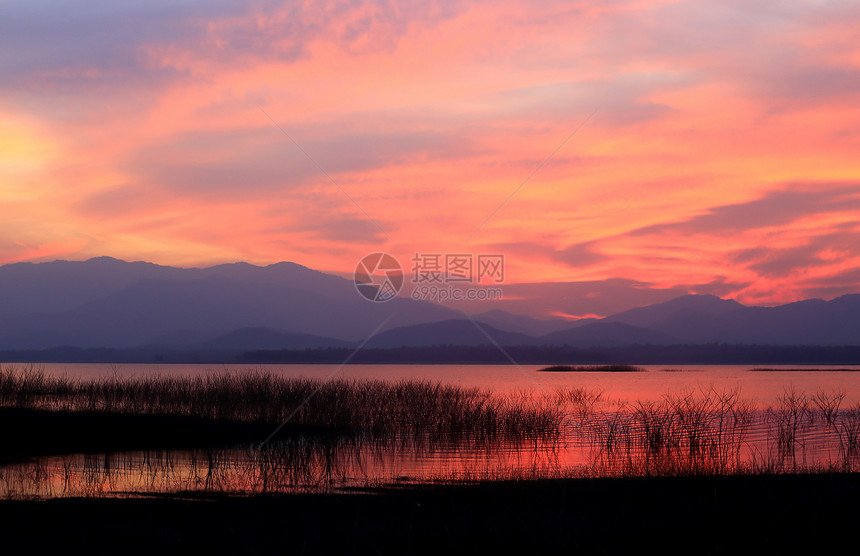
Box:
[2,0,860,316]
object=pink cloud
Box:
[2,0,859,312]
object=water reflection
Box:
[4,387,860,499]
[0,437,566,498]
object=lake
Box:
[35,362,860,406]
[3,363,860,499]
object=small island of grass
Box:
[538,364,644,372]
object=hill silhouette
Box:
[0,258,858,352]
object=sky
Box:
[2,0,860,317]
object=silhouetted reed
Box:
[810,390,860,471]
[765,387,814,470]
[580,386,860,477]
[4,364,860,498]
[555,387,603,426]
[584,387,753,475]
[0,365,563,448]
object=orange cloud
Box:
[1,0,859,311]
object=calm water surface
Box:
[36,363,860,406]
[4,363,860,498]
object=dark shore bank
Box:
[2,473,858,554]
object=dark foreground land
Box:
[2,473,859,555]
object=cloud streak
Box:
[2,0,859,311]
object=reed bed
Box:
[586,388,752,461]
[3,364,860,499]
[580,386,860,476]
[0,364,563,446]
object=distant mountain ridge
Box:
[602,293,860,345]
[0,257,858,351]
[0,257,461,349]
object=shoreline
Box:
[1,473,858,553]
